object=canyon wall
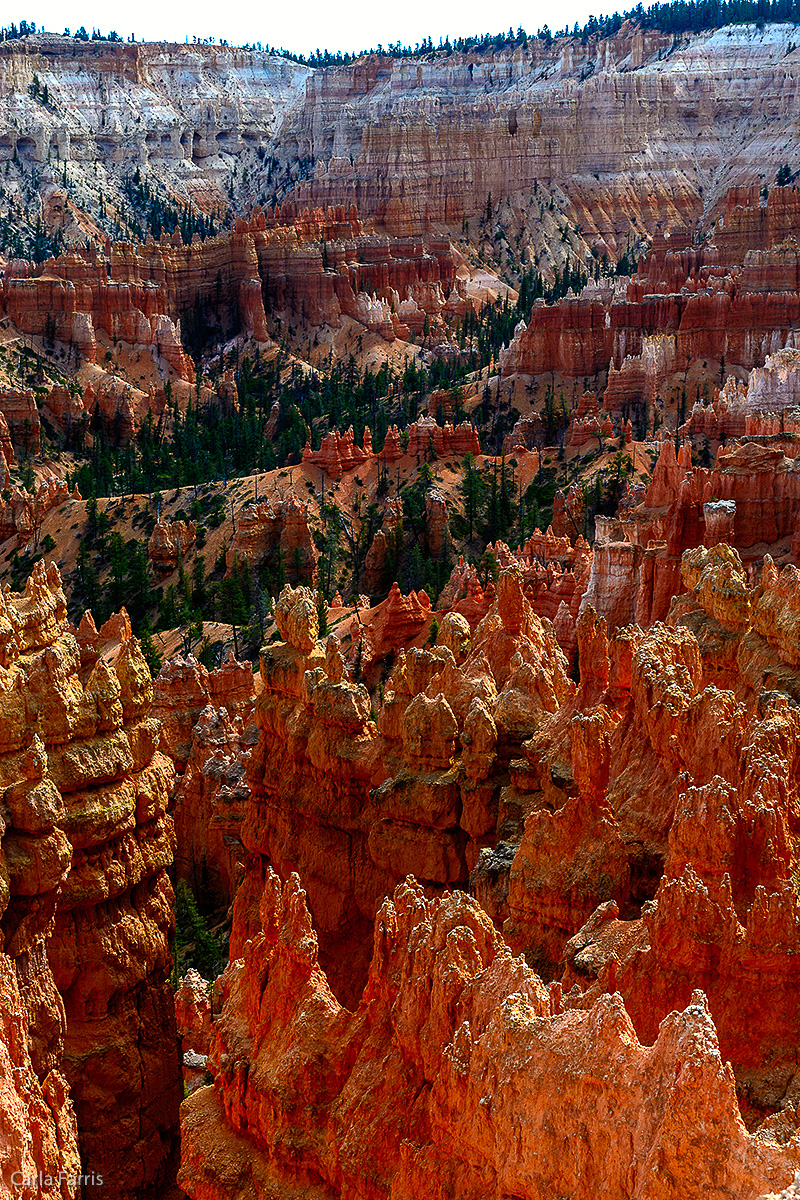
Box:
[273,25,800,243]
[500,188,800,395]
[153,651,256,910]
[6,26,800,254]
[0,34,311,217]
[579,429,800,635]
[0,565,82,1197]
[0,205,466,389]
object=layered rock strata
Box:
[174,702,256,910]
[301,418,481,483]
[148,519,197,577]
[224,494,317,582]
[176,545,800,1195]
[0,561,181,1200]
[0,581,81,1198]
[9,27,800,252]
[0,389,41,456]
[579,430,800,635]
[439,530,591,666]
[275,26,800,244]
[0,956,81,1197]
[0,476,80,549]
[499,187,800,417]
[487,547,800,1123]
[1,205,467,388]
[0,34,312,223]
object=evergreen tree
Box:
[498,456,516,537]
[139,616,163,679]
[486,460,500,541]
[461,454,486,543]
[478,548,500,589]
[217,561,249,658]
[317,588,329,637]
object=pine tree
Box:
[317,588,329,637]
[486,460,500,541]
[461,453,486,543]
[139,616,163,678]
[498,456,516,536]
[478,548,500,589]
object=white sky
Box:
[19,0,628,56]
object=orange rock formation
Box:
[179,871,800,1200]
[1,205,467,399]
[498,188,800,424]
[225,575,571,1006]
[175,543,800,1196]
[0,562,181,1199]
[152,651,255,908]
[579,427,800,635]
[302,426,372,479]
[225,494,317,583]
[148,519,197,577]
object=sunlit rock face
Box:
[180,870,800,1200]
[0,562,182,1199]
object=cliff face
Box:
[577,421,800,637]
[0,953,80,1198]
[273,26,800,243]
[0,565,82,1196]
[500,187,800,401]
[179,870,800,1200]
[225,492,318,583]
[158,653,256,910]
[0,562,182,1200]
[6,27,800,256]
[0,206,468,397]
[9,30,800,457]
[1,227,264,380]
[0,34,311,219]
